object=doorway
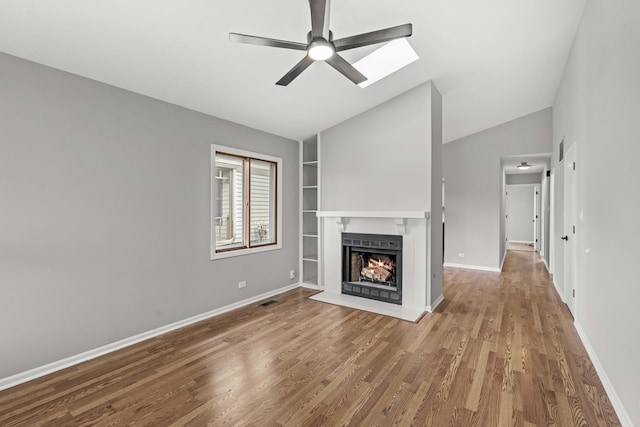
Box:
[506,184,537,252]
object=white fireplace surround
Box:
[312,211,431,322]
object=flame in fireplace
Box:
[368,257,394,271]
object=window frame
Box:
[210,144,282,260]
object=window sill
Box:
[211,243,282,260]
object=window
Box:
[211,145,281,259]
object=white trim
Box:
[316,134,323,290]
[299,140,304,296]
[317,211,429,219]
[212,244,282,260]
[318,211,430,235]
[500,252,506,271]
[0,283,300,392]
[552,276,562,299]
[210,144,283,260]
[508,240,535,244]
[574,322,633,427]
[443,263,501,273]
[426,294,444,313]
[300,283,321,290]
[542,257,550,273]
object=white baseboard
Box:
[0,282,301,392]
[443,263,501,273]
[427,294,444,313]
[542,257,550,273]
[508,240,534,244]
[500,252,506,271]
[574,322,633,426]
[552,276,563,301]
[300,283,321,290]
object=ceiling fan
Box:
[229,0,413,86]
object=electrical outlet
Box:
[289,270,296,280]
[458,252,465,258]
[238,281,246,289]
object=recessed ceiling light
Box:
[353,38,419,89]
[517,162,532,170]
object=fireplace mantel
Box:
[317,211,430,234]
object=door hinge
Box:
[573,289,575,298]
[573,225,576,234]
[573,162,576,171]
[536,239,538,242]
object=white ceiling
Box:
[0,0,585,143]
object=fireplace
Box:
[342,233,402,304]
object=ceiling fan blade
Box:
[310,0,331,39]
[276,56,315,86]
[333,23,412,52]
[229,33,307,50]
[326,54,367,85]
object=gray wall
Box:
[443,108,552,269]
[429,84,443,304]
[552,0,640,423]
[0,53,299,379]
[506,185,534,243]
[321,83,432,212]
[505,173,542,185]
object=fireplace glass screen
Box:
[342,233,402,304]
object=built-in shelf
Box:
[302,277,318,286]
[301,135,321,290]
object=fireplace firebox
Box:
[342,233,402,304]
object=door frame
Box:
[533,184,541,252]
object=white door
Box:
[506,185,535,246]
[563,146,577,316]
[549,170,556,275]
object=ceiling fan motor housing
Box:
[307,30,334,44]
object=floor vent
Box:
[260,300,278,307]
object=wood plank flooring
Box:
[0,251,621,426]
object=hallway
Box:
[440,249,620,425]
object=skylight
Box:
[353,38,419,89]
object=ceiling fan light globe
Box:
[308,41,334,60]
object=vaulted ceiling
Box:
[0,0,585,142]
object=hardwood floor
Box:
[0,251,620,426]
